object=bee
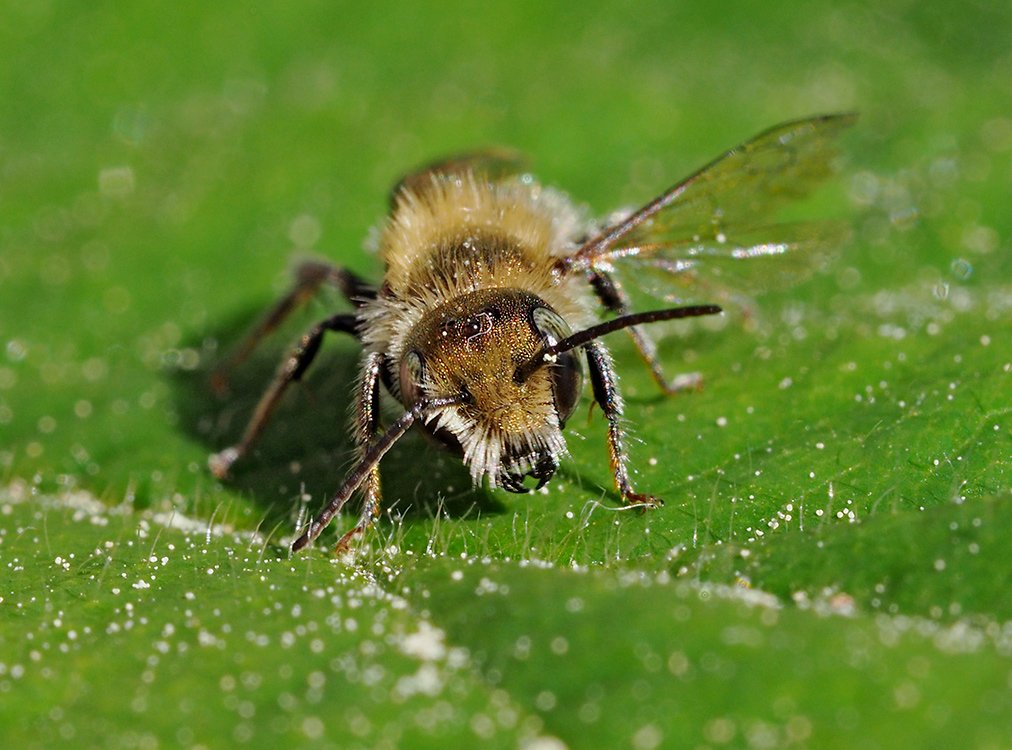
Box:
[209,113,855,553]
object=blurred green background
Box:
[1,2,1009,748]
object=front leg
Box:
[331,350,385,552]
[584,340,662,508]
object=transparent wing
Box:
[602,220,851,308]
[389,147,528,207]
[569,113,856,304]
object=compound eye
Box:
[399,351,426,406]
[531,307,570,348]
[530,307,584,424]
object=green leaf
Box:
[2,1,1010,748]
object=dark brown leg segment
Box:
[584,340,662,508]
[209,313,359,478]
[330,350,385,552]
[588,269,702,394]
[212,261,375,393]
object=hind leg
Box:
[588,269,702,395]
[211,261,374,393]
[209,312,359,478]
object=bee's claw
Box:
[333,525,366,555]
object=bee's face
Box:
[400,288,583,491]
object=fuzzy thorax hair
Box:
[358,173,599,486]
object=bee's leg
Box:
[209,313,359,478]
[212,261,375,393]
[584,340,663,508]
[331,351,385,552]
[588,269,702,394]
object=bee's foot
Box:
[209,447,241,479]
[209,370,232,398]
[662,371,703,395]
[333,524,367,555]
[622,492,664,510]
